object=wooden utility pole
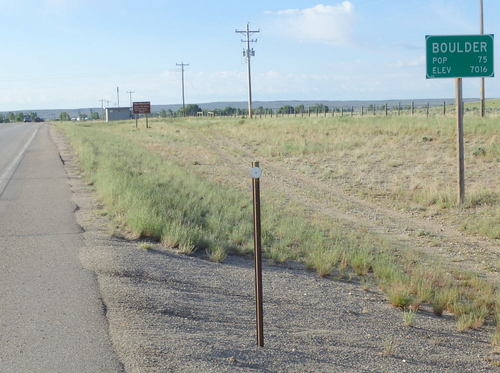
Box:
[176,62,189,116]
[236,23,259,119]
[456,78,465,204]
[99,99,105,120]
[480,0,486,117]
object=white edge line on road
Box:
[0,125,40,196]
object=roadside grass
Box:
[106,114,498,240]
[59,120,497,336]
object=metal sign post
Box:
[251,161,264,347]
[456,78,465,204]
[426,34,495,205]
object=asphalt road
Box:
[0,123,123,372]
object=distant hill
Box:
[1,98,485,120]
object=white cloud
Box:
[388,55,425,68]
[267,2,356,46]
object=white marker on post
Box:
[250,167,262,179]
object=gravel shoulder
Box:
[52,126,499,372]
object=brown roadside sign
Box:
[133,101,151,114]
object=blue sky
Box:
[0,0,498,110]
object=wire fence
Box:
[159,101,500,119]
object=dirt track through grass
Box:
[185,129,497,278]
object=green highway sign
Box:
[426,34,494,79]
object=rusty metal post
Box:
[251,161,264,347]
[146,114,149,129]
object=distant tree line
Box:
[57,111,100,121]
[0,112,39,123]
[153,103,335,118]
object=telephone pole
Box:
[116,86,120,107]
[480,0,485,117]
[127,91,135,107]
[236,22,259,119]
[176,62,189,115]
[100,99,105,119]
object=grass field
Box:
[59,109,499,346]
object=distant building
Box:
[105,107,131,122]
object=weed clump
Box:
[138,242,152,250]
[403,310,416,327]
[207,247,227,263]
[387,286,415,310]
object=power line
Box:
[176,62,189,115]
[236,22,259,119]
